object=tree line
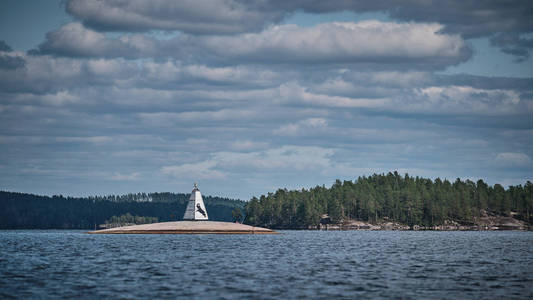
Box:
[244,172,533,229]
[0,191,244,229]
[104,213,159,227]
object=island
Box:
[88,183,277,234]
[88,220,276,234]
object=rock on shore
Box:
[318,220,409,230]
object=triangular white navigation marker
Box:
[183,182,209,220]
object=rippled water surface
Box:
[1,230,532,299]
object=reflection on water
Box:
[0,230,532,299]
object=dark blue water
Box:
[0,230,532,299]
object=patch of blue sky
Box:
[283,10,390,27]
[0,0,71,51]
[441,37,533,78]
[148,31,181,41]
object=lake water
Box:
[0,230,532,299]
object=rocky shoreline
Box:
[315,212,531,231]
[317,223,531,231]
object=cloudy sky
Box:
[1,0,532,199]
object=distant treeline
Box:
[104,213,159,226]
[244,172,533,229]
[0,191,244,229]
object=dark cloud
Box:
[260,1,533,37]
[0,53,288,95]
[0,54,139,94]
[0,40,13,52]
[65,0,284,34]
[0,54,25,70]
[0,41,25,70]
[65,1,533,38]
[36,23,156,58]
[490,33,533,62]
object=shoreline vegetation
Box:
[1,172,532,231]
[243,172,533,231]
[100,213,159,229]
[0,191,244,229]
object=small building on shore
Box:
[320,214,331,224]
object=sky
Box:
[0,0,532,200]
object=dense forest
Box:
[0,191,244,229]
[244,172,533,229]
[3,173,532,230]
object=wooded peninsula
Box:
[243,172,533,230]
